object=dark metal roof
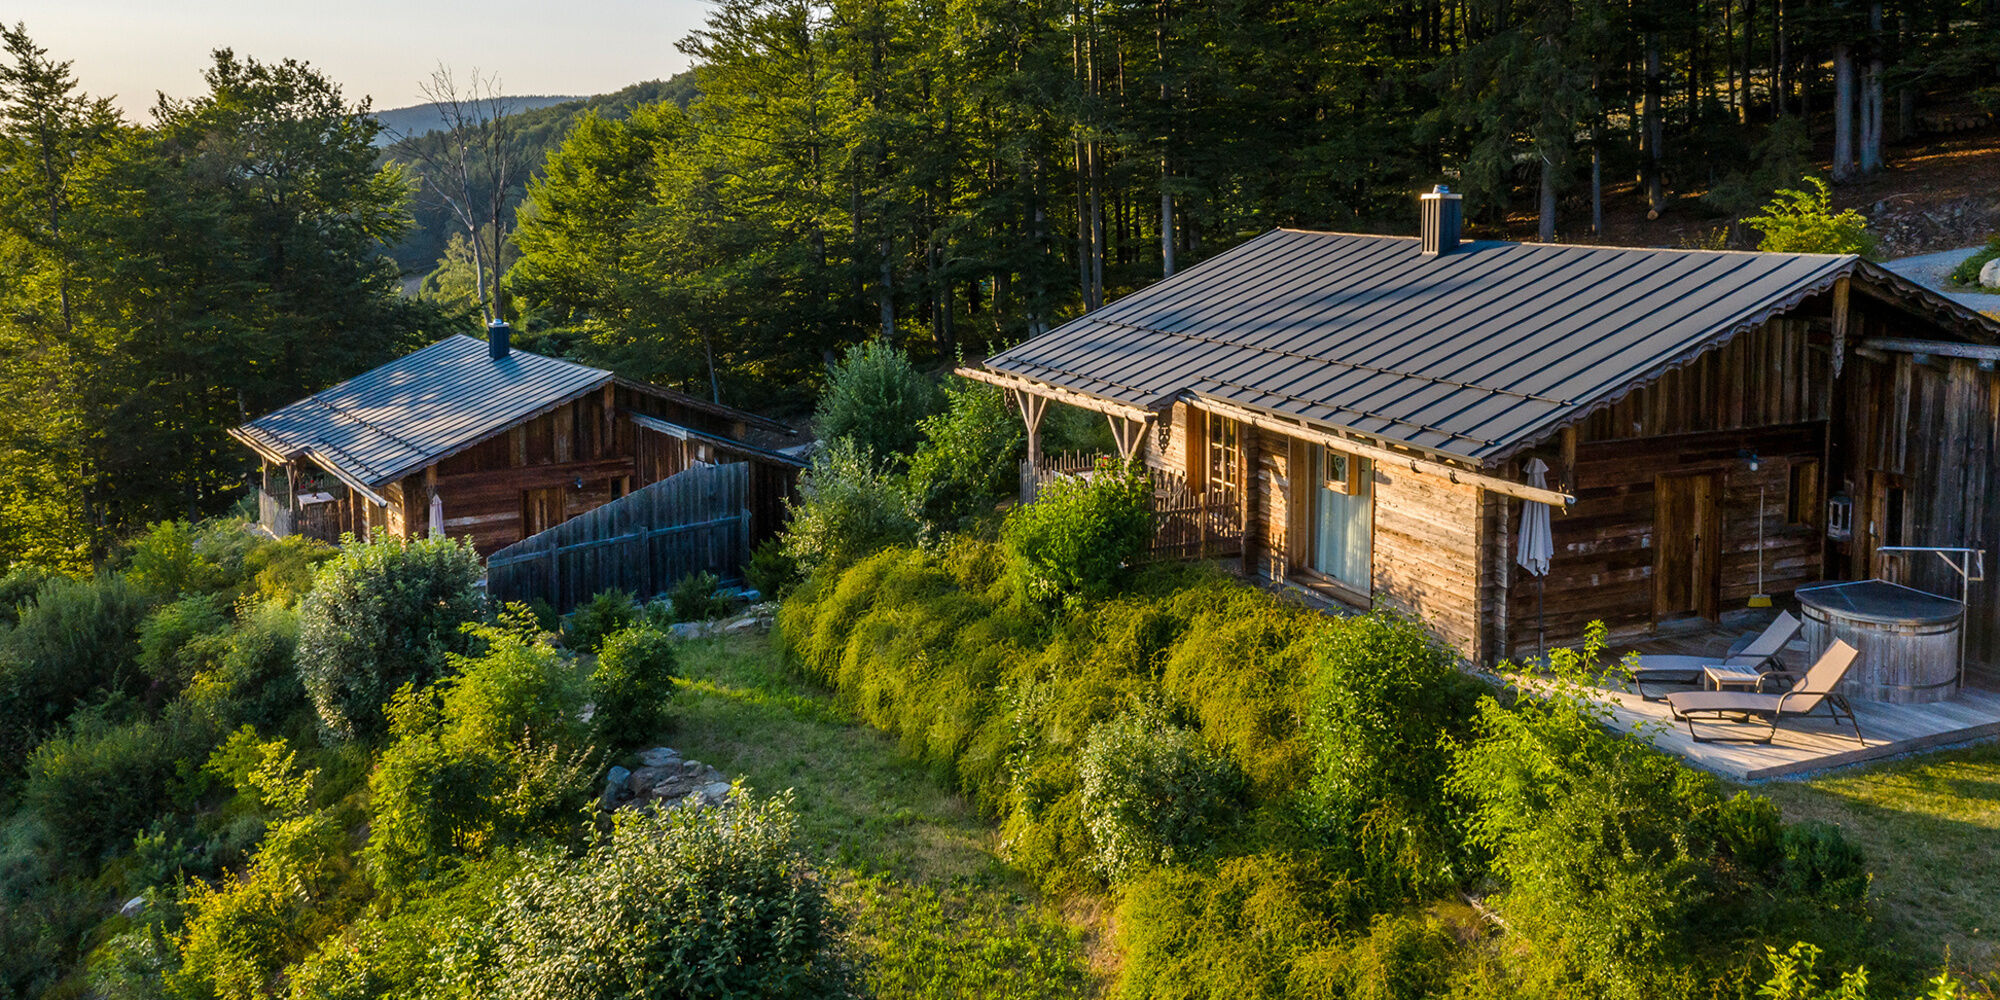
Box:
[235,335,614,486]
[985,229,1859,466]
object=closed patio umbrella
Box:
[1517,458,1555,660]
[429,490,445,539]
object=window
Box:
[1308,446,1372,593]
[1207,416,1241,493]
[1786,459,1821,528]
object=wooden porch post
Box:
[1559,426,1579,493]
[1011,388,1049,463]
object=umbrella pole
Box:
[1537,573,1546,664]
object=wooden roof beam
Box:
[953,366,1159,423]
[1191,396,1575,508]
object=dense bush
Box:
[136,593,231,689]
[1743,177,1880,258]
[1002,464,1152,604]
[1304,610,1486,902]
[669,569,732,622]
[241,533,337,607]
[906,379,1023,536]
[23,712,195,862]
[170,810,355,999]
[366,613,596,898]
[0,565,56,627]
[745,537,800,600]
[295,534,485,741]
[780,438,921,578]
[813,338,942,463]
[591,625,679,750]
[0,573,154,766]
[1077,703,1244,882]
[563,587,640,654]
[433,790,843,1000]
[190,600,308,733]
[1114,852,1361,1000]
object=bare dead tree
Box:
[387,65,520,322]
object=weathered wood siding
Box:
[1371,462,1486,660]
[1495,317,1833,657]
[1838,300,2000,682]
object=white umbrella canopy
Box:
[429,491,445,539]
[1516,458,1555,661]
[1516,458,1554,577]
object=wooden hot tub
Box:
[1796,580,1964,704]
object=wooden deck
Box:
[1574,619,2000,781]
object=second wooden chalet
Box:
[964,187,2000,683]
[230,324,801,556]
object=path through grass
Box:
[1757,741,2000,976]
[659,632,1105,999]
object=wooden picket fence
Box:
[1020,455,1241,562]
[486,462,751,611]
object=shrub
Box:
[433,789,844,1000]
[813,338,941,463]
[1948,234,2000,288]
[0,573,153,766]
[1114,852,1362,1000]
[1304,610,1485,902]
[136,594,232,689]
[241,533,336,607]
[781,438,920,578]
[562,588,640,654]
[1743,177,1880,258]
[906,379,1023,536]
[169,811,354,1000]
[367,614,596,897]
[295,534,485,742]
[591,626,678,750]
[120,520,229,597]
[745,537,800,600]
[1003,464,1152,604]
[1779,821,1869,910]
[23,714,191,863]
[202,601,307,732]
[669,570,732,622]
[1341,911,1461,1000]
[1076,703,1244,882]
[0,565,56,628]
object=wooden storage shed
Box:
[230,326,802,557]
[966,189,2000,683]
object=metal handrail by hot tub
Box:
[1795,546,1984,704]
[1876,546,1985,692]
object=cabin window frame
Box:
[1287,440,1374,608]
[1786,458,1822,529]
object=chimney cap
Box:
[1421,184,1462,200]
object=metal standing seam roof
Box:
[234,335,615,487]
[984,229,1860,467]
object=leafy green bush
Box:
[136,593,231,689]
[180,600,307,733]
[669,570,732,622]
[1743,177,1880,258]
[591,626,678,750]
[1779,821,1869,910]
[745,536,800,600]
[295,534,485,741]
[169,810,354,1000]
[813,338,942,463]
[433,789,843,1000]
[120,520,230,598]
[906,379,1023,536]
[366,613,595,898]
[1341,911,1462,1000]
[241,533,336,607]
[1114,852,1361,1000]
[1947,234,2000,288]
[562,588,640,654]
[1077,703,1244,882]
[0,573,154,767]
[781,438,920,578]
[1304,610,1485,902]
[23,713,193,863]
[1003,464,1152,604]
[0,565,56,628]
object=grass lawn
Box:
[1756,740,2000,977]
[653,631,1106,999]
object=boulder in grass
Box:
[1980,257,2000,290]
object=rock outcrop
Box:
[598,748,733,813]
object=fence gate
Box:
[486,461,751,611]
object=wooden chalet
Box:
[964,187,2000,684]
[230,325,802,556]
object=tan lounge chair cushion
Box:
[1665,690,1786,716]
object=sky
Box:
[7,0,712,117]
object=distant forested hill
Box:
[381,74,699,276]
[370,94,582,145]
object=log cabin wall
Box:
[1370,462,1487,661]
[1836,302,2000,683]
[1494,317,1832,657]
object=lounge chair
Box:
[1664,640,1864,745]
[1630,611,1802,701]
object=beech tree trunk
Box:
[1832,43,1855,181]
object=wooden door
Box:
[1861,471,1906,578]
[1654,472,1720,620]
[522,487,567,537]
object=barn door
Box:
[522,486,567,537]
[1654,472,1720,621]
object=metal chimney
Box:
[1419,184,1463,257]
[487,319,512,360]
